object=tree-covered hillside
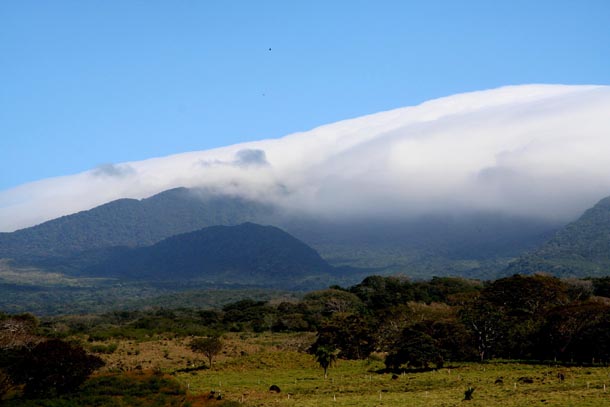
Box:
[506,196,610,277]
[80,223,337,289]
[0,188,274,259]
[0,186,567,280]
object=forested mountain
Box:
[0,188,274,260]
[78,223,337,289]
[2,85,610,281]
[0,186,560,279]
[505,196,610,277]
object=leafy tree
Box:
[302,289,365,317]
[590,277,610,298]
[538,301,609,361]
[222,300,276,332]
[480,274,570,317]
[350,276,417,311]
[385,327,443,370]
[190,336,223,368]
[415,320,478,362]
[416,277,482,304]
[313,313,376,360]
[313,345,337,379]
[5,339,104,397]
[470,274,572,359]
[272,310,310,332]
[570,308,610,363]
[372,304,413,351]
[459,299,505,361]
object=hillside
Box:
[78,223,337,289]
[505,196,610,277]
[0,185,560,279]
[0,188,274,260]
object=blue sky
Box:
[1,0,609,191]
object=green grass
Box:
[173,335,610,407]
[6,333,609,406]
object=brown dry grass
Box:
[95,332,315,373]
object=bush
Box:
[6,339,104,397]
[385,328,443,370]
[89,343,118,354]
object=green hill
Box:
[505,196,610,277]
[80,223,337,289]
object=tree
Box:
[313,313,376,360]
[6,339,104,397]
[480,274,570,317]
[0,313,40,398]
[538,301,609,361]
[350,276,416,311]
[477,274,573,359]
[190,336,223,368]
[459,299,505,361]
[0,313,39,352]
[418,320,478,363]
[313,345,337,379]
[385,327,444,370]
[303,289,365,317]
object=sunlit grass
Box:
[163,334,610,406]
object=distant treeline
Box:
[28,274,610,369]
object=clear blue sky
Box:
[1,0,609,190]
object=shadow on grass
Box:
[174,364,210,373]
[375,364,463,375]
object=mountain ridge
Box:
[0,188,274,260]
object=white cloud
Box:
[1,84,610,232]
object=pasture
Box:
[96,333,610,406]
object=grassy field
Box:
[90,333,610,407]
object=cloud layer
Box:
[1,84,610,232]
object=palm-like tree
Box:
[314,345,337,379]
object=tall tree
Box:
[459,299,505,361]
[190,336,223,368]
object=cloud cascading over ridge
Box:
[1,84,610,232]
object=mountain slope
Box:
[0,188,274,260]
[505,196,610,277]
[79,223,335,289]
[0,185,560,279]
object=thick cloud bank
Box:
[1,84,610,232]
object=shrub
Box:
[6,339,104,397]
